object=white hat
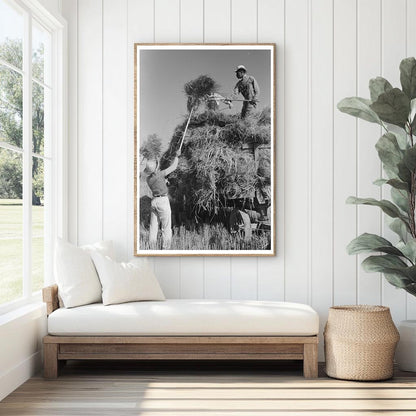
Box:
[144,159,157,174]
[235,65,247,72]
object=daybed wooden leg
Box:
[303,343,318,379]
[44,343,59,379]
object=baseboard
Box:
[0,351,42,401]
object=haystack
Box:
[161,108,271,217]
[158,75,271,219]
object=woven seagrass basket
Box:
[324,305,399,381]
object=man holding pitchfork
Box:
[144,149,181,250]
[232,65,260,119]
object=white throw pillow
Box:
[90,252,165,306]
[81,240,114,258]
[55,239,114,308]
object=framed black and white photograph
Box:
[134,44,275,256]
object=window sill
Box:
[0,298,45,327]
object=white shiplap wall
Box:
[61,0,416,356]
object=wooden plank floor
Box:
[1,360,416,415]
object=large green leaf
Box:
[361,255,415,288]
[400,57,416,100]
[375,132,404,173]
[398,161,412,185]
[391,187,410,213]
[362,254,408,272]
[411,98,416,133]
[369,77,393,102]
[387,178,410,191]
[395,130,410,150]
[403,146,416,172]
[410,98,416,128]
[403,265,416,282]
[347,233,403,256]
[384,166,400,180]
[383,272,412,288]
[373,178,388,186]
[337,97,382,124]
[389,217,410,241]
[370,88,410,128]
[346,196,407,219]
[373,178,410,192]
[397,240,416,264]
[404,282,416,296]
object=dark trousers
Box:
[241,101,256,118]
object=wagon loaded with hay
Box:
[160,75,272,243]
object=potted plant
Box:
[338,57,416,371]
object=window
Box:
[0,0,66,312]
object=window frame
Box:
[0,0,67,315]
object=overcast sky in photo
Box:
[139,48,272,151]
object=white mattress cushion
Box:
[48,299,319,336]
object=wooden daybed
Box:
[42,285,319,379]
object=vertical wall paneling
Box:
[178,0,205,298]
[230,0,257,42]
[231,257,258,300]
[204,0,231,43]
[257,0,285,301]
[229,0,258,300]
[407,0,416,56]
[153,258,181,299]
[333,0,357,305]
[381,0,407,322]
[154,0,180,43]
[204,258,231,299]
[77,0,103,245]
[152,0,181,298]
[180,258,204,298]
[407,0,416,319]
[284,0,309,303]
[127,0,154,260]
[63,0,415,338]
[102,0,128,260]
[356,0,382,305]
[180,0,203,43]
[202,0,232,299]
[61,0,77,245]
[310,0,333,358]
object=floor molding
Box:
[0,350,42,401]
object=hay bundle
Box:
[257,147,271,182]
[257,106,271,125]
[219,111,271,146]
[184,75,220,111]
[164,107,271,217]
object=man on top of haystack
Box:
[233,65,260,118]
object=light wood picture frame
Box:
[134,44,276,256]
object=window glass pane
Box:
[32,20,51,85]
[0,65,23,148]
[32,156,43,293]
[0,0,24,70]
[32,81,46,155]
[0,147,23,305]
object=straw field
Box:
[139,223,270,251]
